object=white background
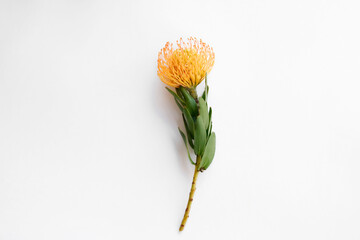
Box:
[1,0,360,239]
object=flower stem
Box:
[179,156,201,231]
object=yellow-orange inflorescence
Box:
[157,37,215,88]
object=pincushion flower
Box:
[157,37,216,231]
[158,37,215,88]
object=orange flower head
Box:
[157,37,215,88]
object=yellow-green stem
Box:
[179,156,201,231]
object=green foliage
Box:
[201,86,209,102]
[194,116,207,155]
[201,74,209,102]
[176,87,184,100]
[166,87,185,105]
[180,87,198,117]
[207,107,212,137]
[199,132,216,170]
[182,114,194,148]
[183,107,195,137]
[165,87,184,111]
[198,98,209,129]
[165,83,216,171]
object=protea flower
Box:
[158,37,215,88]
[157,37,216,231]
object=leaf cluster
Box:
[166,77,216,171]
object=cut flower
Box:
[157,37,216,232]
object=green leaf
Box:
[182,114,194,148]
[199,132,216,170]
[207,107,212,135]
[183,107,195,137]
[166,87,185,105]
[201,73,209,102]
[207,121,212,138]
[194,116,207,155]
[174,97,184,111]
[201,86,209,101]
[180,87,198,117]
[178,128,195,165]
[176,87,184,100]
[198,98,209,129]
